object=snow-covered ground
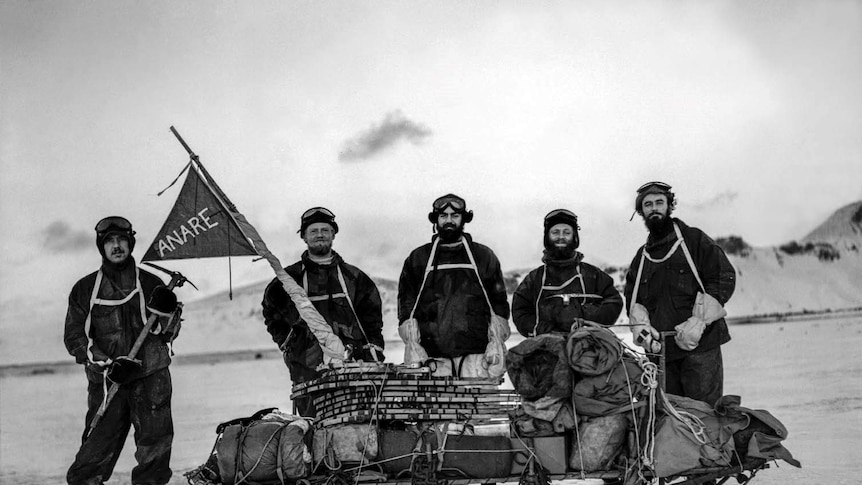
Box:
[1,314,860,485]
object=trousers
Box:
[67,367,173,485]
[664,346,724,406]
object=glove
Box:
[629,303,662,353]
[147,285,177,317]
[159,303,183,342]
[86,360,112,375]
[107,356,142,385]
[399,318,428,365]
[674,316,706,351]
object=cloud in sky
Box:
[338,111,432,162]
[42,220,91,253]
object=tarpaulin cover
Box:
[506,333,572,400]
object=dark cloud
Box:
[42,220,92,252]
[339,111,432,162]
[690,190,739,211]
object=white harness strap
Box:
[408,238,441,319]
[300,262,378,359]
[83,267,148,365]
[630,223,705,309]
[409,237,496,319]
[532,265,590,336]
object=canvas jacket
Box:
[624,218,736,361]
[512,252,623,337]
[397,233,510,358]
[262,251,384,382]
[64,260,171,383]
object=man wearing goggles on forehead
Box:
[512,209,623,338]
[624,182,736,406]
[64,216,180,485]
[397,194,510,361]
[262,207,384,416]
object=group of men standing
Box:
[63,181,735,485]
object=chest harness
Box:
[298,262,380,361]
[84,267,158,405]
[83,266,153,368]
[407,236,497,322]
[629,222,706,310]
[531,263,606,337]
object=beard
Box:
[437,223,464,243]
[644,211,672,235]
[544,237,577,260]
[307,240,333,256]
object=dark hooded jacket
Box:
[398,233,510,358]
[262,251,384,383]
[512,252,622,337]
[624,218,735,361]
[64,257,171,383]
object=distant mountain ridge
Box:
[802,201,862,250]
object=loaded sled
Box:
[186,327,799,485]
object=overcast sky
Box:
[1,1,861,308]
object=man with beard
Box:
[262,207,384,416]
[64,216,180,485]
[624,182,736,405]
[397,194,509,359]
[512,209,622,337]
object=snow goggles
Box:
[432,194,466,211]
[636,181,672,194]
[544,209,578,222]
[301,207,335,221]
[95,216,134,235]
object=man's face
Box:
[436,207,463,241]
[103,234,130,264]
[303,222,335,256]
[641,193,669,221]
[548,223,574,248]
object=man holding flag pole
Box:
[262,207,385,416]
[140,126,351,410]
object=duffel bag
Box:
[569,413,629,472]
[216,410,312,485]
[313,423,378,467]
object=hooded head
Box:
[95,216,136,265]
[427,193,473,224]
[428,193,473,243]
[298,207,339,238]
[543,209,580,259]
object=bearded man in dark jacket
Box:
[398,194,510,358]
[624,182,736,405]
[512,209,622,337]
[262,207,384,416]
[64,216,180,485]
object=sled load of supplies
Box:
[186,324,800,485]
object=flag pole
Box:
[167,127,345,361]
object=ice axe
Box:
[85,264,196,438]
